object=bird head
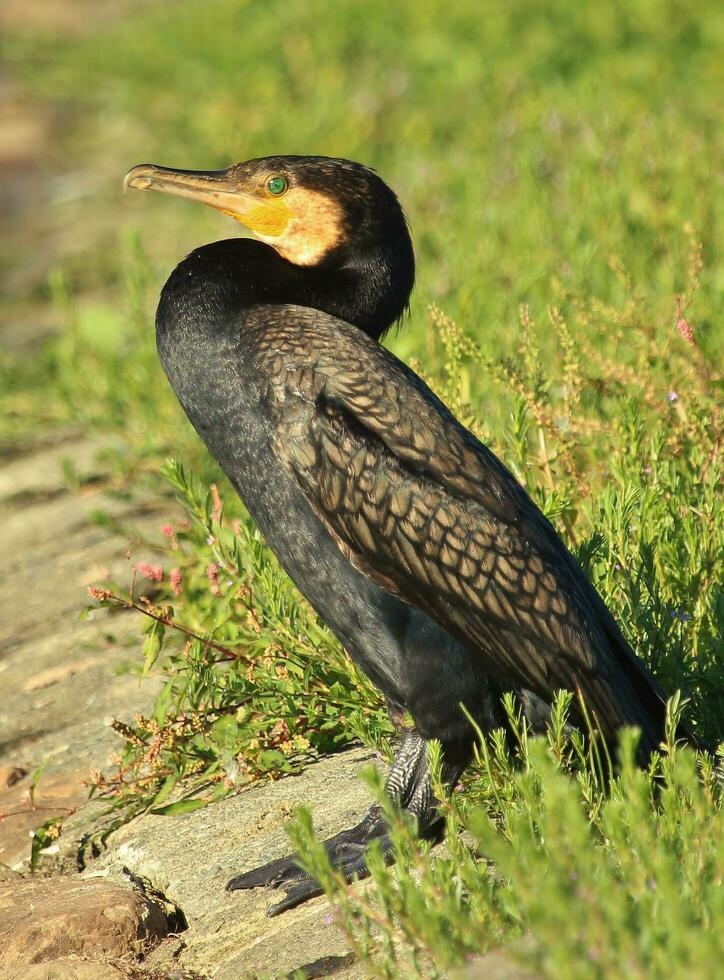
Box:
[124,155,412,271]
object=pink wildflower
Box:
[323,904,342,926]
[207,563,222,596]
[87,586,112,601]
[674,296,696,345]
[170,568,183,596]
[137,562,164,583]
[161,523,178,550]
[676,316,695,344]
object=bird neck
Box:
[156,234,414,344]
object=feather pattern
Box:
[245,304,668,755]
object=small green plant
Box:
[82,459,392,841]
[3,2,722,969]
[288,699,723,978]
[70,255,721,971]
[74,231,721,864]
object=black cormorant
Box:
[124,155,676,915]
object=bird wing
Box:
[248,306,666,748]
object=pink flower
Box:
[170,568,183,596]
[161,523,178,550]
[676,316,695,344]
[207,563,222,596]
[323,905,342,926]
[87,586,112,601]
[137,562,164,582]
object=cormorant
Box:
[124,155,676,915]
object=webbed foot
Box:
[226,806,391,915]
[226,730,466,915]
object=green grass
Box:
[291,709,723,978]
[3,0,722,974]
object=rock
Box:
[0,431,170,872]
[0,769,89,870]
[0,431,398,977]
[453,938,540,979]
[91,746,379,978]
[0,432,101,505]
[0,765,27,789]
[8,959,122,980]
[0,876,171,971]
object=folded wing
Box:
[249,305,667,755]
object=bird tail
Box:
[585,587,697,762]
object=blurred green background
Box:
[2,0,720,741]
[2,0,722,376]
[2,11,722,968]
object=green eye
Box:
[267,176,288,196]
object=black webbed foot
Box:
[226,806,392,916]
[226,731,467,916]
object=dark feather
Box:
[250,304,669,756]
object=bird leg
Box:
[225,730,466,916]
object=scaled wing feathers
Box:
[248,306,665,748]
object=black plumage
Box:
[125,155,675,915]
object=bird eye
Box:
[266,176,288,196]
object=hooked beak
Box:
[123,164,269,226]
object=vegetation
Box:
[292,702,723,978]
[2,0,722,975]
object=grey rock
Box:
[89,747,378,979]
[452,938,540,980]
[0,431,168,870]
[6,959,121,980]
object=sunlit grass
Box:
[3,0,722,973]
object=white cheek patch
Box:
[258,188,345,266]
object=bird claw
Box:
[225,851,304,892]
[226,857,326,915]
[225,807,392,915]
[266,874,326,916]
